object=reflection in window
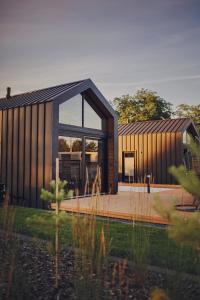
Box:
[84,99,102,130]
[59,94,103,130]
[85,139,103,194]
[59,95,82,126]
[183,148,192,170]
[58,136,82,196]
[183,130,191,145]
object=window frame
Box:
[58,134,107,195]
[59,93,105,131]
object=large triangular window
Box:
[59,94,102,130]
[84,99,102,130]
[59,94,82,127]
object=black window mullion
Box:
[82,95,84,128]
[82,136,85,194]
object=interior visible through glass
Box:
[123,152,135,183]
[58,136,104,197]
[58,136,82,196]
[85,139,103,194]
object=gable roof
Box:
[118,118,199,136]
[0,79,116,119]
[0,80,85,110]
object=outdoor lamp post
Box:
[146,175,151,193]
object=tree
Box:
[154,141,200,251]
[72,140,82,152]
[113,88,173,124]
[175,104,200,133]
[85,141,98,152]
[58,138,70,152]
[40,179,71,290]
[169,141,200,210]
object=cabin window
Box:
[85,138,103,194]
[59,94,82,126]
[84,99,102,130]
[122,151,135,183]
[183,130,191,145]
[58,136,104,196]
[58,136,82,196]
[59,94,102,130]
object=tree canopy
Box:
[113,88,173,124]
[175,104,200,133]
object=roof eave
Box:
[180,119,199,137]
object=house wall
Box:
[107,116,118,193]
[0,102,53,207]
[118,131,183,184]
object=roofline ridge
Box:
[118,117,192,127]
[0,79,88,101]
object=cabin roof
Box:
[0,79,117,119]
[118,118,199,136]
[0,80,86,110]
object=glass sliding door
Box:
[58,136,105,197]
[84,138,104,195]
[58,136,82,196]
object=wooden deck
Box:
[51,187,194,225]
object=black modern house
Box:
[0,79,118,207]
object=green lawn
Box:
[0,206,199,275]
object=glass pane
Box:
[58,136,82,196]
[85,139,103,194]
[84,99,102,130]
[124,152,135,183]
[59,94,82,126]
[183,130,192,145]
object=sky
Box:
[0,0,200,107]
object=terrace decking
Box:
[51,187,193,225]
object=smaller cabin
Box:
[118,118,199,184]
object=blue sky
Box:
[0,0,200,106]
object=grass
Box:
[0,206,199,275]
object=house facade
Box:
[0,79,118,207]
[118,118,199,184]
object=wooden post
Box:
[55,158,59,214]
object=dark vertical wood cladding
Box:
[7,109,13,195]
[12,108,19,201]
[152,134,157,183]
[2,110,8,185]
[18,107,25,201]
[24,106,31,204]
[156,133,162,184]
[166,133,171,184]
[0,102,53,207]
[0,110,2,181]
[44,102,53,190]
[161,133,166,184]
[31,105,38,207]
[118,131,184,184]
[107,117,115,193]
[37,104,45,203]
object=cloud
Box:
[99,75,200,87]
